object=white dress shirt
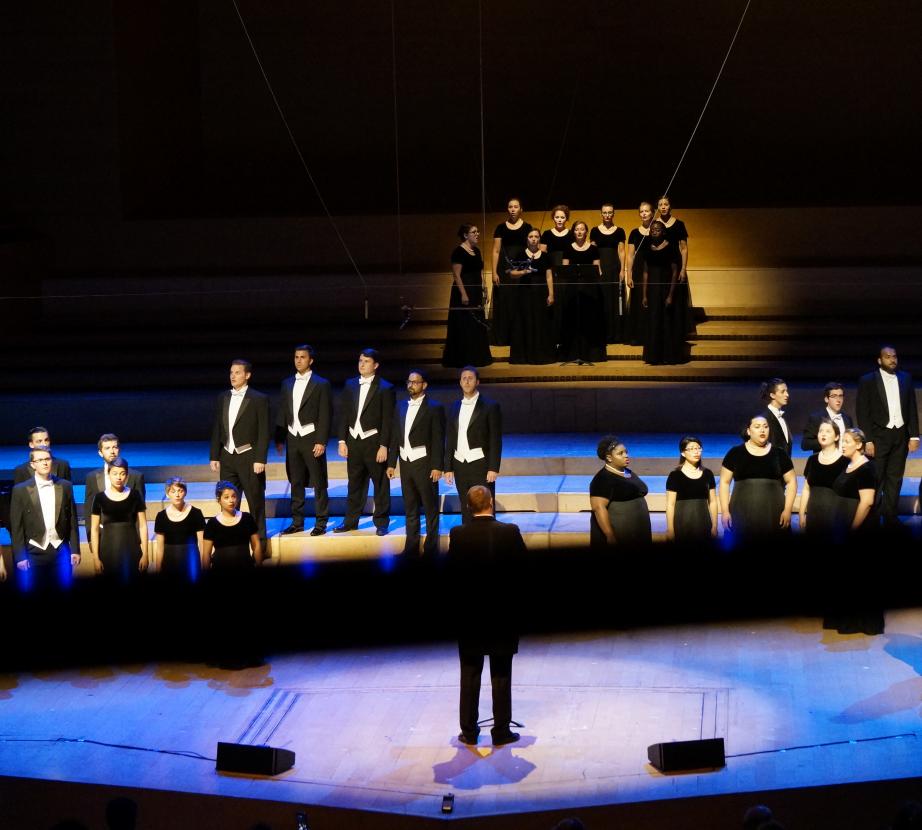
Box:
[289,371,315,437]
[225,385,248,453]
[401,396,428,462]
[768,403,790,443]
[826,406,847,449]
[880,369,905,428]
[454,393,485,463]
[349,376,379,440]
[30,477,62,550]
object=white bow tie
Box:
[359,377,373,386]
[231,389,246,397]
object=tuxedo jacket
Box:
[84,468,147,521]
[387,396,446,470]
[10,476,81,562]
[274,372,333,446]
[801,409,854,452]
[445,396,502,472]
[210,387,270,463]
[13,457,72,484]
[856,369,920,440]
[337,376,396,448]
[761,407,793,458]
[448,516,524,654]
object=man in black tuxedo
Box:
[448,485,525,746]
[12,426,72,483]
[387,369,445,557]
[335,348,396,535]
[10,447,81,589]
[445,366,502,523]
[275,344,332,536]
[801,382,853,452]
[84,433,146,522]
[760,377,792,457]
[209,359,270,544]
[856,345,920,526]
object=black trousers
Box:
[459,650,513,739]
[19,542,74,591]
[286,433,329,528]
[399,457,440,556]
[343,436,390,529]
[872,425,909,523]
[220,448,267,540]
[453,457,494,523]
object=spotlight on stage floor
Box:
[216,742,295,776]
[647,738,725,773]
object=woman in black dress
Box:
[589,435,652,548]
[202,481,263,570]
[799,419,847,538]
[154,477,206,579]
[826,428,882,634]
[560,221,606,364]
[541,205,573,348]
[491,198,533,346]
[590,203,627,344]
[90,456,148,580]
[442,224,493,368]
[507,227,556,364]
[625,201,654,346]
[719,415,797,544]
[657,195,694,345]
[666,436,718,542]
[641,220,679,365]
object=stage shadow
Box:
[432,735,537,789]
[832,633,922,723]
[154,662,274,695]
[0,673,19,699]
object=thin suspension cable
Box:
[659,0,754,201]
[477,0,488,282]
[390,0,403,276]
[539,84,578,233]
[229,0,367,293]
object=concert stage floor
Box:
[4,612,922,825]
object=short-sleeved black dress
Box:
[93,489,146,580]
[640,239,680,365]
[666,467,716,541]
[589,467,651,547]
[443,245,493,368]
[661,217,695,339]
[802,454,849,537]
[541,228,574,345]
[590,225,626,343]
[155,506,206,578]
[491,220,532,346]
[832,460,879,536]
[507,250,556,364]
[559,244,606,363]
[204,512,258,570]
[721,445,794,542]
[625,227,650,346]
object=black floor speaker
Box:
[647,738,725,772]
[216,742,296,776]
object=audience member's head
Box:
[742,804,773,829]
[466,485,494,516]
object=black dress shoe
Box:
[491,730,520,746]
[333,524,357,533]
[309,526,327,537]
[280,525,304,535]
[457,732,479,745]
[376,527,388,536]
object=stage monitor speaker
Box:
[647,738,725,772]
[216,742,295,776]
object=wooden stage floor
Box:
[4,611,922,823]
